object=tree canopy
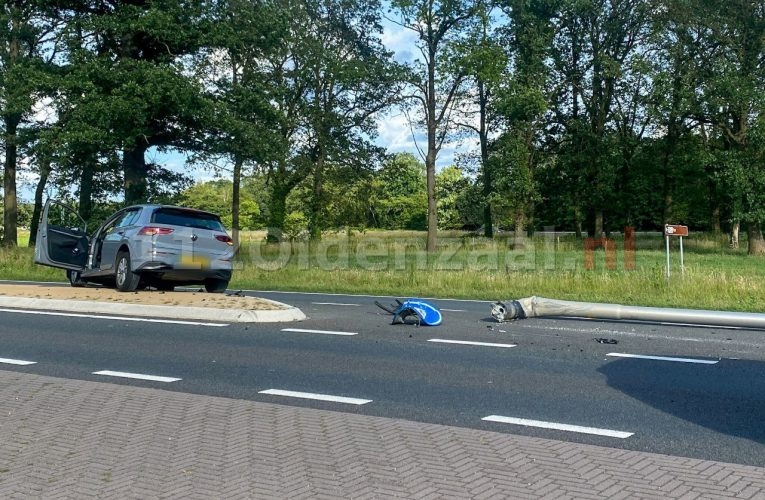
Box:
[2,0,765,254]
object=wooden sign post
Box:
[664,224,689,277]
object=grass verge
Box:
[6,230,764,312]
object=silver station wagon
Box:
[34,200,234,293]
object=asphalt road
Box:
[1,284,763,467]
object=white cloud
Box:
[380,19,419,63]
[377,112,417,153]
[31,97,57,124]
[376,112,476,169]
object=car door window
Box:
[37,200,89,269]
[117,209,141,228]
[105,209,140,235]
[47,202,87,234]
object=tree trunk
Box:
[514,213,525,238]
[712,206,721,233]
[230,61,242,249]
[662,189,673,224]
[123,143,149,204]
[2,16,21,248]
[232,155,242,249]
[661,73,683,225]
[29,157,52,247]
[747,222,765,255]
[730,221,740,249]
[586,208,603,239]
[478,79,493,239]
[309,155,324,241]
[426,45,438,253]
[2,114,20,247]
[267,180,290,243]
[594,210,604,238]
[426,150,437,252]
[586,209,603,237]
[574,208,583,239]
[575,221,583,239]
[482,190,493,238]
[79,160,95,222]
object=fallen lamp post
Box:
[491,296,765,329]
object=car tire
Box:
[66,269,86,288]
[204,278,228,293]
[115,251,141,292]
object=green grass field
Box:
[6,229,764,312]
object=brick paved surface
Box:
[0,370,763,499]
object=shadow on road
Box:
[598,357,765,445]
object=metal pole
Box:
[680,236,684,275]
[494,296,765,329]
[665,235,670,278]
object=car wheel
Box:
[66,269,86,288]
[115,251,141,292]
[204,278,228,294]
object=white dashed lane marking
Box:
[259,389,372,405]
[93,370,181,383]
[281,328,358,336]
[606,353,719,364]
[0,357,37,366]
[428,339,517,348]
[482,415,634,439]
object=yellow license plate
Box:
[180,254,210,268]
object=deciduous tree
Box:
[61,0,215,205]
[389,0,485,251]
[1,0,61,246]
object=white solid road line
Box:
[0,308,228,326]
[259,389,372,405]
[439,308,466,312]
[92,370,182,383]
[606,353,719,364]
[482,415,634,439]
[251,289,490,304]
[281,328,358,336]
[0,357,37,365]
[311,302,360,306]
[428,339,516,348]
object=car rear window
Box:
[151,208,226,231]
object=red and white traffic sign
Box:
[664,224,689,237]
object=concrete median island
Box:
[0,284,306,323]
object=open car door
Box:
[34,200,89,271]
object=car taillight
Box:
[138,226,174,236]
[216,234,233,245]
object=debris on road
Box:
[375,298,442,326]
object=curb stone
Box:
[0,295,306,323]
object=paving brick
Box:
[0,370,763,499]
[736,486,764,499]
